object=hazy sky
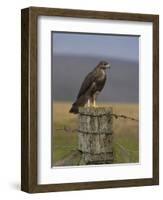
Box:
[52,32,139,103]
[53,32,139,62]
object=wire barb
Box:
[111,113,138,122]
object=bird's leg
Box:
[87,99,90,107]
[93,95,96,108]
[90,97,93,107]
[93,99,96,107]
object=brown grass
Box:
[52,102,139,165]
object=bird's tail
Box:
[69,90,92,114]
[69,103,79,114]
[69,95,89,114]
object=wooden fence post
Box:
[78,107,114,164]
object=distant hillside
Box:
[52,54,139,103]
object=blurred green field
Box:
[52,102,139,166]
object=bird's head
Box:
[97,61,111,70]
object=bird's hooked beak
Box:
[105,64,111,69]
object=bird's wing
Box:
[77,70,97,99]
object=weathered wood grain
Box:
[78,107,113,164]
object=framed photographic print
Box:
[21,7,159,193]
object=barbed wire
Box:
[55,126,77,132]
[111,113,138,122]
[55,113,138,133]
[76,112,138,122]
[54,113,138,165]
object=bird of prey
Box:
[69,61,111,114]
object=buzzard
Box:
[69,61,111,114]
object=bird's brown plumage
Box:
[69,61,110,114]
